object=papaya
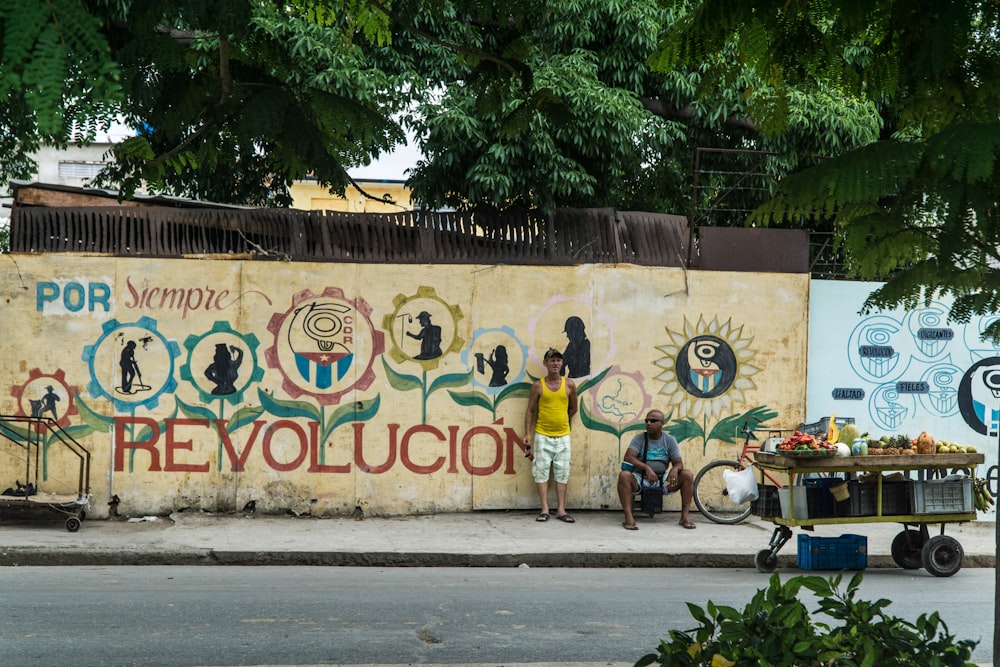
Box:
[915,431,936,455]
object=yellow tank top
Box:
[536,377,570,437]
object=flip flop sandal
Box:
[535,513,550,522]
[623,522,639,531]
[555,514,575,523]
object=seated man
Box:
[617,409,695,530]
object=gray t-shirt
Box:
[627,432,680,477]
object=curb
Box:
[1,549,994,568]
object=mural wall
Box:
[1,255,809,518]
[808,280,1000,514]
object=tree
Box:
[1,0,880,215]
[386,0,881,215]
[1,0,405,206]
[656,1,1000,339]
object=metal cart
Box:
[751,451,983,577]
[0,415,91,531]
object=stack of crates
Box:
[797,534,868,570]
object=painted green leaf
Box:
[0,420,31,442]
[60,424,96,443]
[578,400,620,437]
[176,397,217,422]
[428,370,474,395]
[497,382,531,403]
[666,417,705,443]
[227,405,266,432]
[328,396,380,431]
[447,390,493,411]
[575,367,610,393]
[74,394,114,430]
[381,358,423,392]
[258,388,320,420]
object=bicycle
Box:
[693,422,792,524]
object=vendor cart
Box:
[751,451,983,577]
[0,415,91,531]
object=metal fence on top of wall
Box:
[9,206,693,268]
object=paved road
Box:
[2,566,992,666]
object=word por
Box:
[37,281,111,312]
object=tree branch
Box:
[640,97,757,131]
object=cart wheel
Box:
[921,535,964,577]
[78,510,87,521]
[890,529,925,569]
[754,548,777,573]
[65,516,82,532]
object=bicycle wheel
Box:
[694,460,753,524]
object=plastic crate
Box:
[912,477,974,514]
[797,534,868,570]
[751,484,781,517]
[804,477,842,518]
[798,416,855,437]
[881,480,912,515]
[834,480,876,517]
[778,487,809,520]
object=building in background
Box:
[2,127,419,227]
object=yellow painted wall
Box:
[0,255,809,518]
[289,180,413,213]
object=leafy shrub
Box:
[636,572,977,667]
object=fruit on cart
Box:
[837,423,861,444]
[915,431,936,454]
[974,478,995,511]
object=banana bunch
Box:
[973,478,995,512]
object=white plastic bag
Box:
[723,464,759,505]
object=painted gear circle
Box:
[181,321,264,405]
[265,287,385,405]
[460,326,528,394]
[81,316,181,412]
[382,286,465,371]
[9,368,79,428]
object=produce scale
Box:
[750,420,986,577]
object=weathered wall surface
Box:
[1,255,809,518]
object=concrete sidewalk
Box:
[0,508,994,569]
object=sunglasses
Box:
[645,418,662,423]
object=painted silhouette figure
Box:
[119,340,140,393]
[30,385,60,419]
[561,316,591,378]
[407,311,442,359]
[476,345,510,386]
[205,343,244,395]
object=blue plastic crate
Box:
[797,534,867,570]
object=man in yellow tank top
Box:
[523,348,578,522]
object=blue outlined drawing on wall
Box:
[180,321,265,406]
[82,316,181,412]
[869,383,912,432]
[906,302,954,360]
[917,362,962,418]
[958,357,1000,437]
[846,314,904,382]
[461,326,528,393]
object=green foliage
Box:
[394,0,878,215]
[667,1,1000,341]
[637,573,977,667]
